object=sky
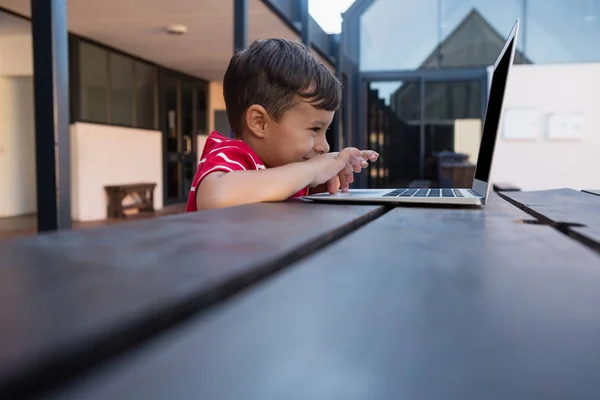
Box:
[309,0,356,34]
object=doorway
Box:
[160,71,208,205]
[362,68,488,188]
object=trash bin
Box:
[435,151,472,188]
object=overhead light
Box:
[166,24,188,35]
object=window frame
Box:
[70,35,163,130]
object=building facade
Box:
[339,0,600,189]
[0,0,339,228]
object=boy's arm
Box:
[196,161,315,209]
[196,148,368,210]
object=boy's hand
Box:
[306,148,379,194]
[335,150,378,193]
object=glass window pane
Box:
[438,0,526,67]
[79,43,108,123]
[526,0,600,63]
[361,0,438,71]
[109,53,134,126]
[424,80,482,186]
[135,61,157,130]
[369,80,422,186]
[424,80,481,121]
[360,0,525,71]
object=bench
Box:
[104,183,156,219]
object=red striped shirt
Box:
[186,131,308,212]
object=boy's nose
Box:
[314,137,330,154]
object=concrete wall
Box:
[491,63,600,191]
[208,81,226,134]
[0,35,33,76]
[198,81,227,162]
[0,33,35,218]
[70,123,163,222]
[0,76,36,218]
[454,118,482,164]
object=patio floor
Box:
[0,203,187,241]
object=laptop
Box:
[304,19,520,207]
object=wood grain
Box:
[0,202,384,397]
[583,190,600,197]
[49,194,600,400]
[500,189,600,252]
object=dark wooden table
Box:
[1,189,599,399]
[583,189,600,197]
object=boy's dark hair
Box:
[223,38,342,135]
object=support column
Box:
[234,0,248,51]
[419,78,425,180]
[31,0,72,232]
[299,0,309,45]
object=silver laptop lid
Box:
[472,19,519,204]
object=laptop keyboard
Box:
[383,189,466,198]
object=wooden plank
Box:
[492,182,521,192]
[500,188,600,252]
[583,189,600,197]
[48,195,600,400]
[0,202,385,398]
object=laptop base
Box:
[303,188,483,206]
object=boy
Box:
[186,38,378,211]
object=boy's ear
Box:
[245,104,269,139]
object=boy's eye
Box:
[310,128,320,134]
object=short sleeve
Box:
[289,187,309,199]
[195,146,258,186]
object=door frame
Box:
[360,67,489,181]
[158,69,208,206]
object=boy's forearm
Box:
[196,162,314,209]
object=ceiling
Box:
[0,0,302,81]
[0,8,29,35]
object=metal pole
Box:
[522,0,527,58]
[299,0,310,45]
[234,0,248,52]
[31,0,72,231]
[437,0,444,67]
[419,77,425,180]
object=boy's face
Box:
[258,99,334,168]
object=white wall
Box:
[197,134,208,165]
[0,31,35,218]
[0,35,33,76]
[0,76,36,218]
[208,81,226,133]
[454,118,482,165]
[70,123,163,222]
[201,80,227,164]
[491,63,600,191]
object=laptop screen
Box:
[474,37,514,182]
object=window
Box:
[110,53,134,126]
[359,0,525,71]
[526,0,600,64]
[77,40,157,129]
[79,43,108,123]
[135,61,157,130]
